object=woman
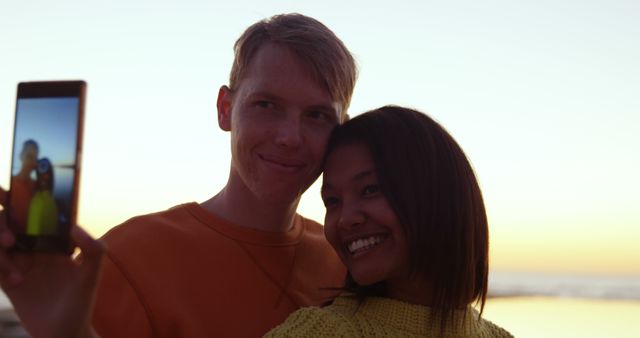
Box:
[26,158,60,235]
[266,106,512,337]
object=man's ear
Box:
[217,85,233,131]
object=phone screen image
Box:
[8,81,85,252]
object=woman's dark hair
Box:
[326,105,489,329]
[36,158,54,191]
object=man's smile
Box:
[258,153,306,172]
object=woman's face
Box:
[37,171,52,191]
[322,143,411,288]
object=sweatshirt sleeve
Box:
[92,253,153,338]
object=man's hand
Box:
[0,209,104,338]
[0,186,6,207]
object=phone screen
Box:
[8,81,85,252]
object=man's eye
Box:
[256,101,274,109]
[307,110,330,121]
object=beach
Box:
[484,296,640,337]
[482,271,640,336]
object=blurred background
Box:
[1,0,639,336]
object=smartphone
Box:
[6,81,86,253]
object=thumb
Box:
[71,225,105,276]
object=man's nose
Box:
[274,116,302,148]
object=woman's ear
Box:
[217,86,233,131]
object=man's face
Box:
[20,143,38,172]
[218,43,343,205]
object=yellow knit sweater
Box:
[265,295,513,337]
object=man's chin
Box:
[260,191,303,207]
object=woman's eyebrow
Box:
[352,169,375,182]
[321,169,376,192]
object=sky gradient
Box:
[1,0,639,276]
[12,97,79,170]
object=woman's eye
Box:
[363,184,380,196]
[322,196,340,208]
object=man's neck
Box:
[17,168,32,180]
[200,185,300,233]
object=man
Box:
[8,140,39,232]
[0,13,357,338]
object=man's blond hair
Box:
[230,13,357,117]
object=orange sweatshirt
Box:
[92,202,345,338]
[8,175,35,232]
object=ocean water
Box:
[1,271,638,308]
[482,271,640,337]
[489,270,640,300]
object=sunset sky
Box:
[1,0,638,276]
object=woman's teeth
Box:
[347,236,385,254]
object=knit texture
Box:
[266,295,513,337]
